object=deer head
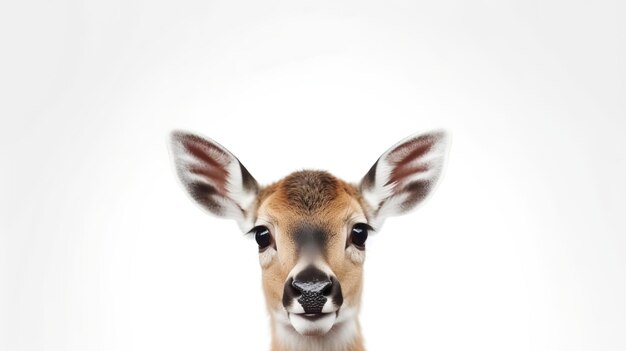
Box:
[170,130,449,351]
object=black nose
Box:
[282,266,343,314]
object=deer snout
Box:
[282,265,343,315]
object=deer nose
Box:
[282,266,343,314]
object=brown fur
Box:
[253,171,368,350]
[280,170,339,212]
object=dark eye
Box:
[350,223,371,249]
[251,226,273,251]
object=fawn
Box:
[170,130,449,351]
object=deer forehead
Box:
[256,171,367,252]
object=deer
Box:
[169,130,449,351]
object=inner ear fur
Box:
[170,131,259,231]
[359,130,449,227]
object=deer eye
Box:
[350,223,372,249]
[251,226,273,251]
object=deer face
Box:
[253,171,368,336]
[170,131,448,340]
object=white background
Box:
[1,0,625,350]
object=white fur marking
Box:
[346,245,365,264]
[258,248,276,268]
[273,306,359,351]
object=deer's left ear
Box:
[170,131,259,231]
[359,130,450,228]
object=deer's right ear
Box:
[170,131,259,231]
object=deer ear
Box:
[170,131,259,231]
[359,130,450,228]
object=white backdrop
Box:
[1,1,625,350]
